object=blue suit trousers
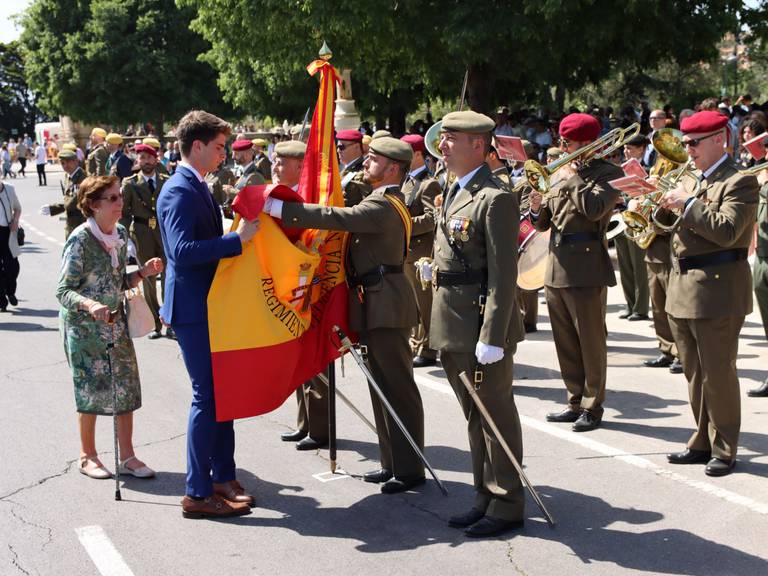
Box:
[173,322,236,497]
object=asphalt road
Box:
[1,167,767,576]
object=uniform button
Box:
[586,247,590,252]
[715,274,720,279]
[292,217,298,223]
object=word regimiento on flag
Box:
[207,57,350,421]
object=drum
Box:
[517,215,550,291]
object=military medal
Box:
[449,217,471,242]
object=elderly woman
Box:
[0,181,21,311]
[56,175,163,479]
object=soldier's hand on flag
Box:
[263,197,284,218]
[236,218,260,244]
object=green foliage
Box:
[0,41,47,139]
[19,0,236,128]
[183,0,739,122]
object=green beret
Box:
[274,140,307,158]
[371,130,392,140]
[58,149,77,160]
[442,111,496,133]
[369,136,413,164]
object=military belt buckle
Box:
[149,217,157,230]
[473,368,483,388]
[358,345,369,363]
[478,294,487,316]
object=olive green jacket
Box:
[402,168,441,262]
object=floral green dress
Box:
[56,223,141,415]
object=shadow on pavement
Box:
[0,321,58,331]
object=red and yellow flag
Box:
[207,57,350,422]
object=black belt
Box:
[348,264,403,288]
[677,248,748,272]
[552,231,602,246]
[434,268,487,288]
[132,216,155,225]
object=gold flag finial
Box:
[319,41,332,61]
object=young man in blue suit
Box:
[157,110,260,519]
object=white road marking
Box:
[75,525,135,576]
[19,219,65,247]
[313,470,351,483]
[414,373,768,516]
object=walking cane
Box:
[458,371,555,526]
[333,326,448,496]
[106,310,121,501]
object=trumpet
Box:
[621,129,699,248]
[741,161,768,175]
[523,123,641,196]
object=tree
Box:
[19,0,237,131]
[0,41,48,139]
[183,0,739,126]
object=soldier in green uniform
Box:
[206,160,236,216]
[661,111,759,476]
[426,111,525,538]
[336,130,372,207]
[251,138,272,182]
[400,134,441,368]
[222,140,265,207]
[530,113,624,433]
[120,143,171,339]
[40,149,86,239]
[142,138,168,176]
[265,137,425,494]
[750,173,768,397]
[86,128,109,177]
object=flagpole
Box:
[328,361,337,473]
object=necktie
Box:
[148,178,155,195]
[444,181,460,211]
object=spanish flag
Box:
[207,57,350,422]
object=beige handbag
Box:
[125,286,155,338]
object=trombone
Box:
[523,123,640,195]
[742,161,768,175]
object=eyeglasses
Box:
[98,193,123,203]
[336,142,353,151]
[682,132,719,148]
[649,116,666,121]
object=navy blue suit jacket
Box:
[157,164,242,325]
[111,150,135,180]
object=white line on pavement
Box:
[20,219,65,248]
[414,373,768,516]
[75,525,135,576]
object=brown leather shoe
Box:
[181,494,251,519]
[213,480,255,507]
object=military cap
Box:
[251,138,269,148]
[369,136,413,164]
[142,137,161,149]
[62,143,78,152]
[680,110,728,134]
[58,149,77,160]
[362,134,372,146]
[91,127,107,138]
[336,129,362,142]
[546,146,564,158]
[106,133,123,145]
[274,140,307,158]
[401,134,425,153]
[290,124,310,137]
[441,111,496,133]
[232,139,254,151]
[134,143,157,157]
[625,134,650,147]
[372,130,392,139]
[559,113,600,141]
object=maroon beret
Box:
[559,113,601,142]
[133,143,157,157]
[336,129,362,142]
[232,139,254,151]
[680,110,729,134]
[400,134,425,153]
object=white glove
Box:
[417,259,433,281]
[263,197,284,218]
[39,205,51,216]
[475,341,504,365]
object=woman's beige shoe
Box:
[119,456,156,478]
[78,456,112,480]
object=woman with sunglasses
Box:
[56,175,163,480]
